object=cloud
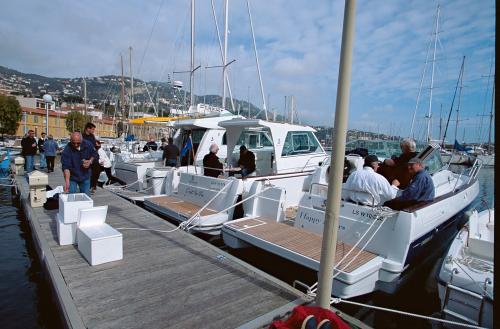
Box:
[0,0,494,142]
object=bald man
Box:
[61,132,98,195]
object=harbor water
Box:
[0,165,493,328]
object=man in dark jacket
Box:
[162,137,179,167]
[21,129,37,173]
[203,144,223,178]
[143,136,158,152]
[82,122,97,146]
[61,132,98,195]
[384,157,434,210]
[378,138,418,188]
[238,145,256,177]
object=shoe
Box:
[301,315,317,329]
[90,188,96,195]
[317,319,332,329]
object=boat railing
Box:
[300,154,330,172]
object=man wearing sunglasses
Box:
[61,132,98,195]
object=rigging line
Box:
[477,58,494,144]
[441,56,465,146]
[137,0,165,76]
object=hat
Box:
[408,157,422,164]
[364,154,379,166]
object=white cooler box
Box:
[76,206,123,266]
[59,193,93,224]
[56,213,77,245]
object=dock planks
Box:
[17,171,306,329]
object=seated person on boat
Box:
[203,143,223,178]
[378,138,418,188]
[143,136,158,152]
[344,155,400,206]
[237,145,256,177]
[384,157,434,210]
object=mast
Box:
[316,0,356,308]
[120,54,125,134]
[426,4,440,142]
[487,77,495,153]
[129,46,134,126]
[246,0,268,120]
[222,0,228,109]
[83,77,87,116]
[454,57,465,142]
[190,0,195,110]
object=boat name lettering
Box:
[299,211,322,225]
[185,187,204,198]
[351,209,377,219]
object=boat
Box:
[222,143,481,298]
[437,208,494,327]
[143,118,328,235]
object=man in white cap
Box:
[203,143,223,178]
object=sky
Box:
[0,0,495,143]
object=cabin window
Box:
[421,147,444,174]
[281,131,321,156]
[222,132,227,145]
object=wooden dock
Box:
[17,171,309,329]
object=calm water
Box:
[0,166,493,328]
[0,185,63,329]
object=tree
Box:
[0,95,22,135]
[65,111,91,133]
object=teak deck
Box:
[17,171,305,329]
[147,195,217,217]
[227,218,378,273]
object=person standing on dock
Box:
[95,140,126,186]
[83,122,101,194]
[43,135,58,173]
[38,132,47,169]
[21,129,37,173]
[61,132,98,195]
[162,137,180,167]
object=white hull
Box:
[437,209,494,327]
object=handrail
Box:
[300,154,329,172]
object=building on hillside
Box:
[14,96,116,139]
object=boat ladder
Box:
[442,282,485,326]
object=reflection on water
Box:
[0,187,63,329]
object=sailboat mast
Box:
[120,54,125,132]
[487,77,494,152]
[426,5,440,142]
[190,0,195,110]
[316,0,356,308]
[454,56,465,142]
[222,0,228,109]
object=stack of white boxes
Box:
[57,193,93,245]
[76,206,123,266]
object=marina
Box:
[0,0,495,328]
[12,168,312,329]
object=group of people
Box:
[21,130,58,173]
[61,123,125,195]
[344,138,435,210]
[202,144,256,179]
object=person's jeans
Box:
[39,152,46,168]
[46,156,55,172]
[25,155,34,173]
[165,159,177,167]
[69,179,91,195]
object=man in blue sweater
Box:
[61,132,98,195]
[384,157,434,210]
